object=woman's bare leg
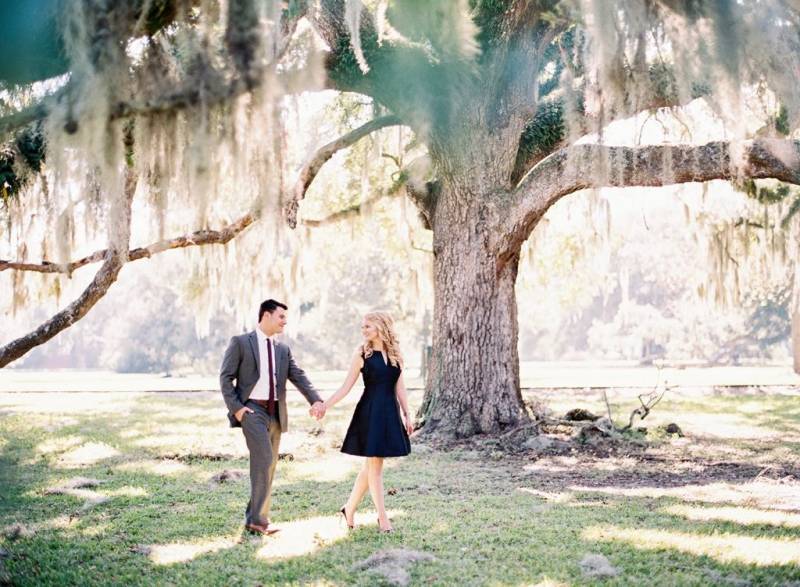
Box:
[343,459,369,526]
[367,457,391,530]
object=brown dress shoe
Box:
[245,523,281,535]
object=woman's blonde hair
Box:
[362,311,404,368]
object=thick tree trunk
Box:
[792,310,800,375]
[418,179,527,438]
[792,267,800,375]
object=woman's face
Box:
[361,319,379,342]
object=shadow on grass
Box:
[2,392,800,586]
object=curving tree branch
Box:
[0,254,124,368]
[497,138,800,267]
[0,95,60,139]
[301,193,396,227]
[510,85,713,186]
[0,173,137,367]
[0,213,256,275]
[284,114,402,228]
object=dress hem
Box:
[340,448,411,458]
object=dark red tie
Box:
[267,338,276,416]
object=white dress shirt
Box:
[250,328,277,400]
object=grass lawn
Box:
[0,381,798,586]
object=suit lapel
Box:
[274,342,284,381]
[248,331,260,375]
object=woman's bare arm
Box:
[323,349,364,410]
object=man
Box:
[220,299,325,535]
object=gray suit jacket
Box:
[219,331,321,432]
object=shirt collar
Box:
[256,326,273,342]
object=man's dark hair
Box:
[259,299,288,322]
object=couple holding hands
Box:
[220,299,413,535]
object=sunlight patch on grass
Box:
[523,456,579,473]
[148,536,241,565]
[516,488,573,503]
[736,401,774,415]
[44,487,109,507]
[570,480,800,510]
[146,407,221,421]
[254,515,349,560]
[145,423,221,437]
[678,414,781,440]
[4,515,76,534]
[665,504,800,528]
[30,416,81,432]
[116,459,191,476]
[132,433,245,457]
[589,457,640,472]
[42,481,147,510]
[80,522,110,537]
[35,435,85,455]
[57,442,120,467]
[284,454,359,483]
[105,486,148,498]
[255,510,404,561]
[0,392,142,415]
[583,525,800,565]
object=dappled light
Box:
[134,435,247,460]
[255,511,403,561]
[523,457,580,474]
[35,435,86,455]
[570,479,800,510]
[0,391,143,416]
[131,430,244,458]
[254,515,348,560]
[43,486,108,508]
[4,514,79,536]
[79,522,109,537]
[115,459,191,477]
[283,454,359,483]
[665,504,800,528]
[677,413,783,440]
[56,442,120,467]
[516,488,573,503]
[41,480,148,510]
[147,536,241,566]
[1,382,798,584]
[1,0,800,584]
[583,525,800,566]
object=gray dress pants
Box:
[241,401,281,526]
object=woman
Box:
[319,311,413,533]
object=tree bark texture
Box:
[792,267,800,375]
[418,177,525,437]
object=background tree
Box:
[1,1,800,439]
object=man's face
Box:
[260,307,287,335]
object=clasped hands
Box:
[309,401,326,420]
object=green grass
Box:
[0,387,799,586]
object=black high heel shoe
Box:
[340,506,354,529]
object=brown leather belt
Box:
[249,399,279,417]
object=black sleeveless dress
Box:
[341,351,411,457]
